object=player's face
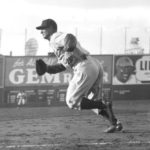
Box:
[41,28,53,40]
[116,66,133,83]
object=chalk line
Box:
[0,141,150,149]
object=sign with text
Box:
[113,55,150,85]
[5,56,73,87]
[5,55,112,87]
[112,85,150,100]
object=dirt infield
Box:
[0,100,150,150]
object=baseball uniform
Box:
[49,32,104,109]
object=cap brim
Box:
[36,26,47,30]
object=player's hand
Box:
[36,59,47,76]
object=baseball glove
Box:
[36,59,47,76]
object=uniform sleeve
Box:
[50,32,67,52]
[50,32,72,69]
[50,32,90,70]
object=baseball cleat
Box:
[104,125,116,133]
[115,121,123,131]
[104,122,123,133]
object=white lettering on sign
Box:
[64,73,72,83]
[136,56,150,81]
[12,57,56,69]
[26,58,35,67]
[26,69,39,84]
[9,69,25,84]
[8,68,72,85]
[13,58,24,68]
[40,73,60,84]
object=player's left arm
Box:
[36,59,66,76]
[47,63,66,74]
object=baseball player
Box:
[17,90,26,107]
[36,19,123,133]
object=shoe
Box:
[104,121,123,133]
[104,125,116,133]
[115,121,123,131]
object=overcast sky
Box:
[0,0,150,55]
[26,0,150,8]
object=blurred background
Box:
[0,0,150,56]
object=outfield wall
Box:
[3,56,71,106]
[3,55,113,106]
[0,54,150,106]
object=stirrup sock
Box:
[80,97,106,110]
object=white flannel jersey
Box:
[49,32,89,70]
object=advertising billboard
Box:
[5,55,112,87]
[4,56,73,87]
[113,55,150,85]
[112,55,150,100]
[4,55,113,105]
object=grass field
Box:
[0,100,149,150]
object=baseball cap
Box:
[36,19,57,30]
[116,57,134,67]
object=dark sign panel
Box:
[56,88,67,104]
[113,85,150,100]
[4,86,59,106]
[93,55,113,84]
[5,89,19,104]
[0,88,4,104]
[0,55,4,87]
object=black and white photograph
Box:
[0,0,150,149]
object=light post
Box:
[100,26,102,54]
[0,29,2,54]
[145,27,150,54]
[124,27,128,52]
